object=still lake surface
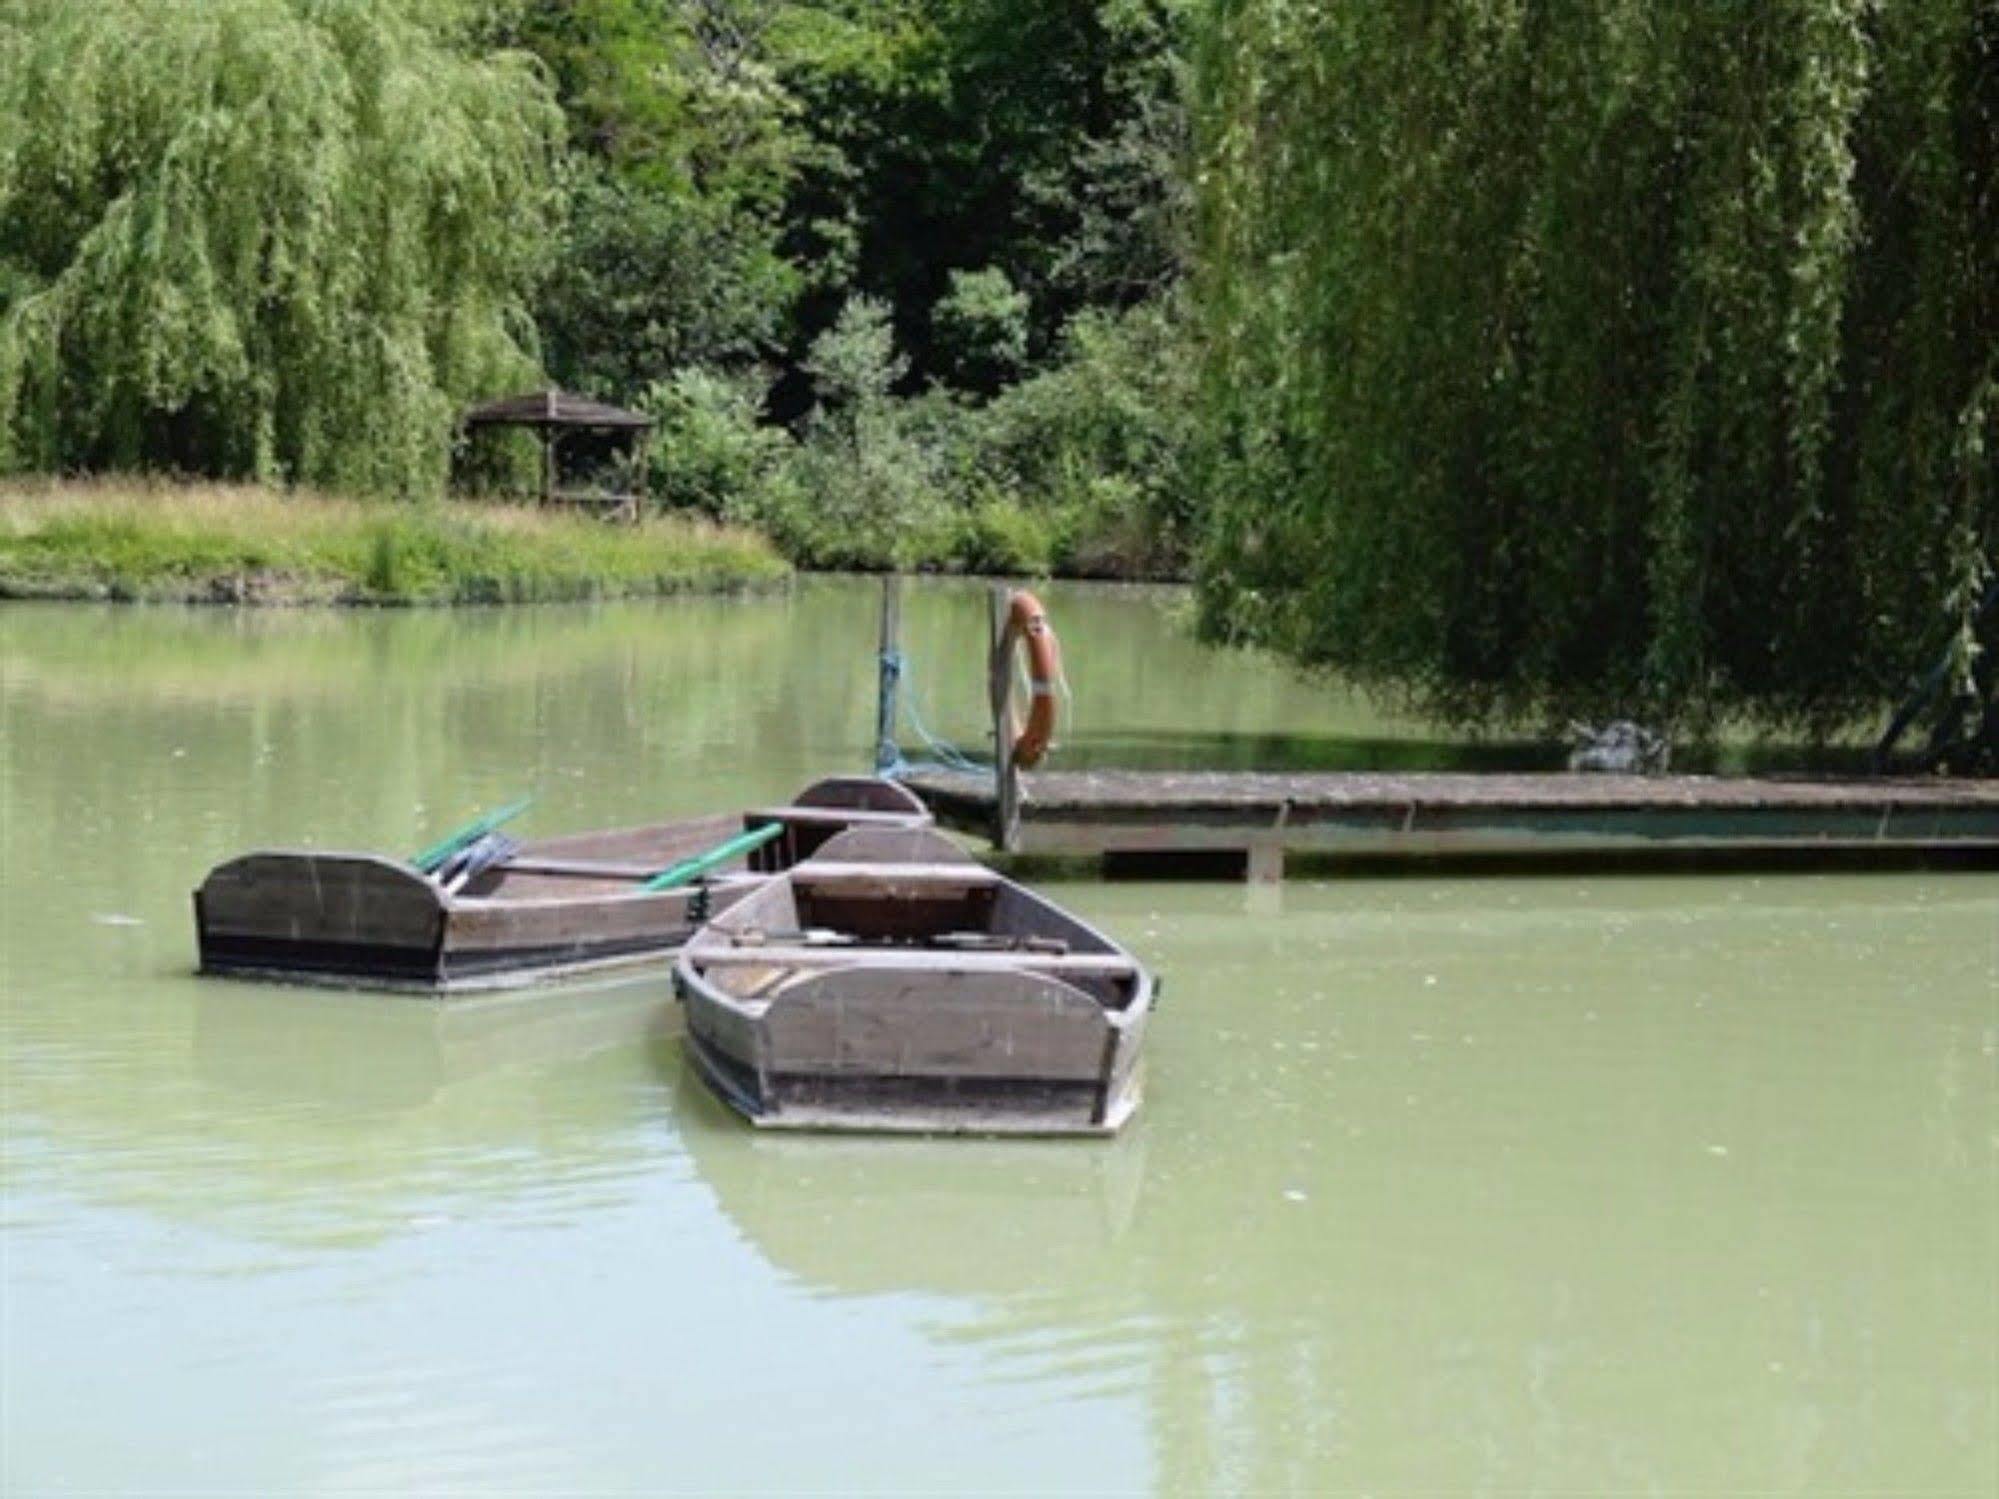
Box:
[2,577,1994,1494]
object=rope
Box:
[874,646,904,776]
[876,647,990,780]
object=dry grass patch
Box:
[0,478,787,603]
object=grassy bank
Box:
[0,481,788,604]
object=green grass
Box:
[0,480,788,604]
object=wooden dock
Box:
[901,770,1999,879]
[875,578,1999,879]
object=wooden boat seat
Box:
[786,861,1003,894]
[691,944,1137,978]
[491,858,767,882]
[744,806,932,827]
[497,857,671,879]
[721,925,1062,952]
[718,964,799,1000]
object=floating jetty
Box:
[885,580,1999,880]
[901,769,1999,878]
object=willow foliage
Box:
[0,0,562,495]
[1195,0,1998,730]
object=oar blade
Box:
[411,795,535,874]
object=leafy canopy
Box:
[1195,0,1997,731]
[0,0,562,495]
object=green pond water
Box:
[2,577,1994,1494]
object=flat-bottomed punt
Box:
[675,827,1154,1135]
[195,778,930,992]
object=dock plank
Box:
[901,770,1999,875]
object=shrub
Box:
[621,297,1198,579]
[768,299,952,569]
[970,301,1197,577]
[639,369,793,521]
[933,268,1030,394]
[951,493,1059,576]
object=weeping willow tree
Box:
[1195,0,1998,737]
[0,0,562,495]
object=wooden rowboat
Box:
[674,825,1155,1136]
[194,777,930,993]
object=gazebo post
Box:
[540,428,556,508]
[631,430,651,522]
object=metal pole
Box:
[874,573,902,775]
[988,582,1018,850]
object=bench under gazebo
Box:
[460,389,654,520]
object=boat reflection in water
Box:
[195,976,673,1112]
[669,1059,1149,1298]
[180,976,678,1248]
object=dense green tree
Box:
[783,295,951,564]
[1195,0,1997,734]
[0,0,562,495]
[775,0,1189,387]
[537,161,796,396]
[939,0,1189,317]
[498,0,803,393]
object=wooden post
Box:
[633,430,652,521]
[1245,839,1285,885]
[540,428,556,508]
[1244,857,1284,916]
[988,582,1019,851]
[1246,797,1289,884]
[874,574,902,775]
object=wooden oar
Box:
[640,823,785,892]
[411,796,534,875]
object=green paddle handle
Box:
[640,822,785,892]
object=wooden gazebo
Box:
[461,389,655,519]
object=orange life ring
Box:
[1001,589,1061,769]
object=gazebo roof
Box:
[461,389,654,431]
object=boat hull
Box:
[196,850,750,994]
[673,826,1155,1135]
[681,1019,1143,1136]
[193,780,934,994]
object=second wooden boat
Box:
[195,777,930,993]
[674,825,1155,1135]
